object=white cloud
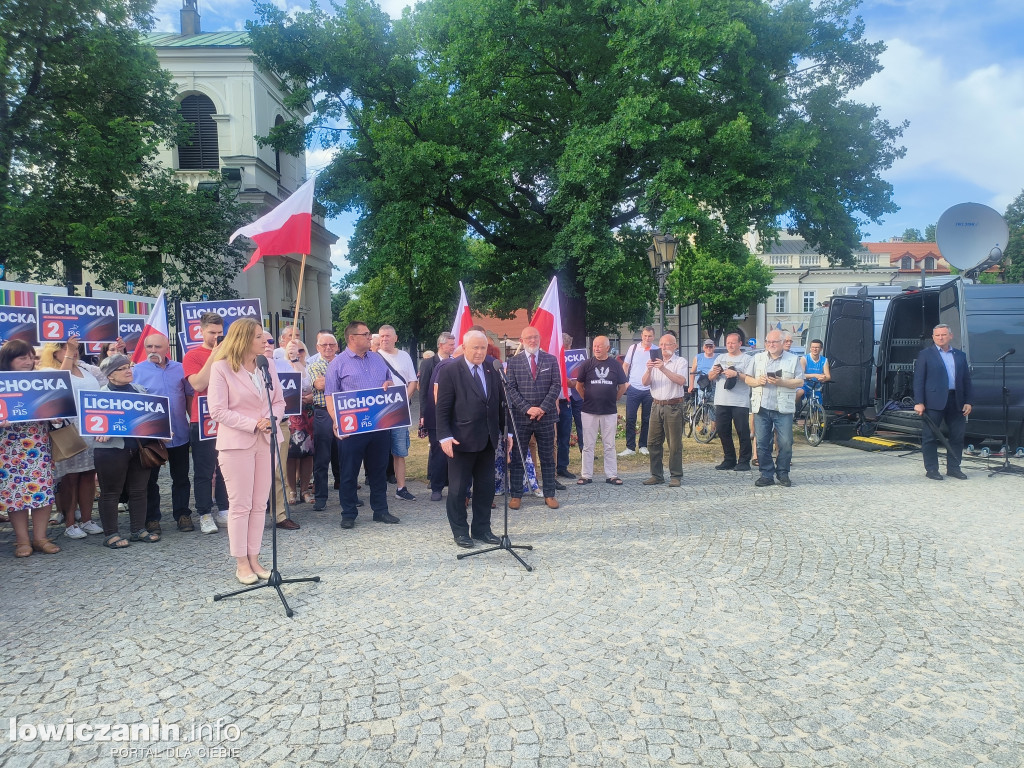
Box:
[305,146,338,174]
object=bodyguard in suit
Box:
[506,326,562,509]
[436,330,506,548]
[913,323,973,480]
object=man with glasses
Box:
[307,332,341,510]
[741,330,804,487]
[640,334,688,486]
[619,327,655,457]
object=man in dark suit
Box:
[914,323,973,481]
[436,330,506,548]
[505,326,563,509]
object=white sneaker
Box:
[80,520,103,535]
[199,514,218,534]
[639,447,650,456]
[617,448,635,456]
[117,502,128,513]
[213,510,230,528]
[533,489,544,498]
[64,524,87,539]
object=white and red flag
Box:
[529,276,568,398]
[230,176,316,271]
[131,289,169,364]
[450,281,474,346]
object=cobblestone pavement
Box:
[2,442,1023,768]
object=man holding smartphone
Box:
[741,329,804,487]
[640,334,689,486]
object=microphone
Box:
[492,358,508,383]
[255,354,273,386]
[996,348,1016,362]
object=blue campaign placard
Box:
[36,295,119,343]
[179,299,263,346]
[564,348,588,380]
[279,371,302,417]
[0,306,39,345]
[0,371,77,423]
[331,386,411,436]
[196,395,218,441]
[77,390,172,439]
[118,317,146,355]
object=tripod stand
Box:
[989,348,1024,478]
[214,358,321,616]
[457,361,534,571]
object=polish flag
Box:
[132,289,169,364]
[230,176,316,271]
[530,276,568,398]
[450,281,474,346]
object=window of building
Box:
[924,256,936,270]
[775,292,788,313]
[900,256,913,270]
[802,291,816,313]
[177,94,219,170]
[274,115,284,175]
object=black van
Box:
[813,278,1024,449]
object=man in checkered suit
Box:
[505,326,563,509]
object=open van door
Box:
[823,297,874,410]
[938,279,966,353]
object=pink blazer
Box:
[207,360,285,451]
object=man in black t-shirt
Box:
[575,336,629,484]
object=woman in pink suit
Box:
[207,318,285,585]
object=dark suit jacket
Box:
[505,349,561,424]
[435,358,503,453]
[914,345,973,411]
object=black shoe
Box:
[776,473,792,487]
[372,512,400,524]
[754,476,775,487]
[715,461,736,470]
[396,487,416,501]
[387,474,398,485]
[733,462,751,472]
[925,470,944,481]
[454,535,475,548]
[340,518,355,529]
[430,491,443,501]
[554,480,567,491]
[312,502,327,511]
[473,531,501,545]
[557,470,576,479]
[946,469,968,480]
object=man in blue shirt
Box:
[132,333,193,533]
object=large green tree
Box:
[1,0,250,297]
[1003,190,1024,284]
[249,0,905,341]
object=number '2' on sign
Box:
[86,415,108,434]
[42,320,64,340]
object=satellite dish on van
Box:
[935,202,1009,273]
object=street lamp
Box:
[648,234,678,337]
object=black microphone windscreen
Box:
[492,359,505,376]
[1010,348,1017,355]
[255,354,270,369]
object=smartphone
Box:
[216,334,224,345]
[650,349,663,361]
[769,370,782,379]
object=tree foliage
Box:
[900,228,923,242]
[249,0,905,339]
[1003,191,1024,284]
[0,0,250,298]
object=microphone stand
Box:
[458,361,534,571]
[989,348,1024,477]
[214,359,321,616]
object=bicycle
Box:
[692,382,717,444]
[799,379,827,446]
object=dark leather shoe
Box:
[925,470,944,481]
[776,473,792,487]
[372,512,400,524]
[276,518,300,530]
[454,535,475,548]
[557,470,576,479]
[946,469,968,480]
[544,497,559,509]
[430,491,443,501]
[339,518,355,529]
[554,480,567,491]
[312,501,327,511]
[754,476,775,487]
[733,462,751,472]
[715,461,736,470]
[508,498,521,510]
[474,531,501,545]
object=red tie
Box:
[530,354,537,379]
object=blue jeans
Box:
[754,409,794,477]
[624,386,652,451]
[556,398,579,472]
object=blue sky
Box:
[152,0,1024,273]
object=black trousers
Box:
[189,423,228,515]
[715,405,751,464]
[339,430,390,520]
[426,428,449,492]
[313,408,336,504]
[922,394,966,473]
[446,442,495,538]
[146,442,192,522]
[95,446,149,536]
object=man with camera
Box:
[741,330,804,487]
[640,334,689,487]
[708,331,753,472]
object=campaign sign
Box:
[177,332,201,354]
[37,295,119,343]
[119,317,146,355]
[0,371,77,423]
[564,348,589,380]
[196,395,218,441]
[0,306,39,345]
[279,372,302,417]
[331,386,411,436]
[77,390,172,439]
[179,299,263,346]
[83,342,104,356]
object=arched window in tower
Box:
[178,94,219,170]
[275,115,285,175]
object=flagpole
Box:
[291,253,308,336]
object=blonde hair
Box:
[212,318,263,372]
[37,342,67,370]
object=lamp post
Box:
[647,233,678,337]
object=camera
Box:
[769,370,782,379]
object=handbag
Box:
[138,440,169,469]
[49,421,88,463]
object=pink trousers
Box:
[218,442,271,557]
